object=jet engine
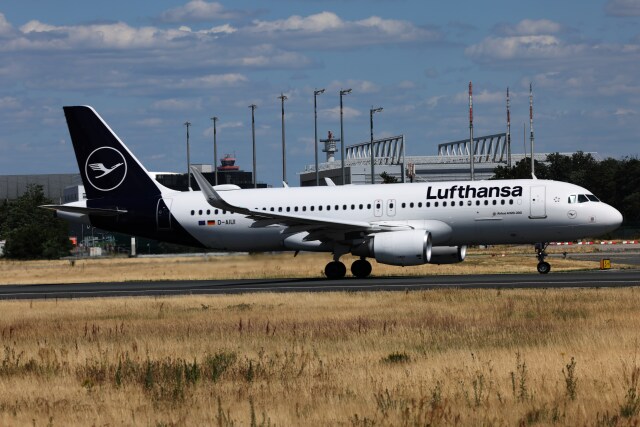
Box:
[429,245,467,264]
[366,230,432,266]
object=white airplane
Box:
[45,106,623,278]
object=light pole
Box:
[339,88,352,185]
[278,93,288,185]
[211,116,218,186]
[184,121,192,189]
[369,107,383,185]
[249,104,257,188]
[314,88,325,186]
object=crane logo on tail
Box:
[85,147,128,191]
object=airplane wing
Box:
[190,167,401,232]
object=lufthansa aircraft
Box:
[44,106,623,278]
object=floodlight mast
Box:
[184,121,192,189]
[211,116,218,186]
[369,107,383,184]
[249,104,257,188]
[278,93,288,185]
[339,88,352,185]
[314,88,325,186]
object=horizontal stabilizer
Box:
[40,204,127,216]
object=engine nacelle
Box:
[429,245,467,264]
[368,230,432,266]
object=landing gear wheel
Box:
[537,261,551,274]
[534,242,551,274]
[325,261,346,280]
[351,259,372,278]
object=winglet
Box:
[190,166,249,214]
[324,177,336,187]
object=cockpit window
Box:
[568,195,576,204]
[586,194,600,202]
[578,194,589,203]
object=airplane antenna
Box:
[529,82,536,178]
[469,82,475,181]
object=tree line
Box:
[493,152,640,223]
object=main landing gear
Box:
[535,242,551,274]
[324,257,372,279]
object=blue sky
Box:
[1,0,639,186]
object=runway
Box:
[0,269,639,300]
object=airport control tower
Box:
[320,131,340,162]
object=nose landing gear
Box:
[535,242,551,274]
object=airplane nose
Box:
[605,204,623,229]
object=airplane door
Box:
[157,198,172,230]
[374,199,383,217]
[386,199,396,217]
[529,186,547,219]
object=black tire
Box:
[351,259,372,278]
[537,261,551,274]
[325,261,347,279]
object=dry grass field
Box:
[0,245,618,285]
[1,289,640,425]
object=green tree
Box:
[493,158,548,180]
[0,185,72,259]
[379,171,399,184]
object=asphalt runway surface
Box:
[0,270,639,300]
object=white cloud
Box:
[606,0,640,16]
[0,13,13,36]
[178,73,248,89]
[160,1,239,23]
[0,96,20,109]
[323,106,361,120]
[151,98,202,111]
[466,35,584,60]
[502,19,562,36]
[252,12,343,33]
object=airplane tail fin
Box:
[63,106,161,200]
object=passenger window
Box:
[376,203,381,209]
[467,201,472,206]
[578,194,589,203]
[351,204,355,210]
[435,202,439,207]
[410,202,414,208]
[319,206,323,211]
[359,204,363,209]
[367,204,371,209]
[509,200,514,205]
[492,200,497,205]
[311,206,315,211]
[443,201,447,207]
[426,202,431,208]
[343,205,347,210]
[215,209,219,214]
[190,210,194,215]
[278,207,282,212]
[270,207,274,212]
[418,202,422,208]
[568,195,576,204]
[294,207,298,212]
[476,201,480,206]
[402,203,406,208]
[198,210,202,215]
[327,205,331,211]
[501,200,505,205]
[286,207,290,212]
[303,206,307,211]
[206,210,210,215]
